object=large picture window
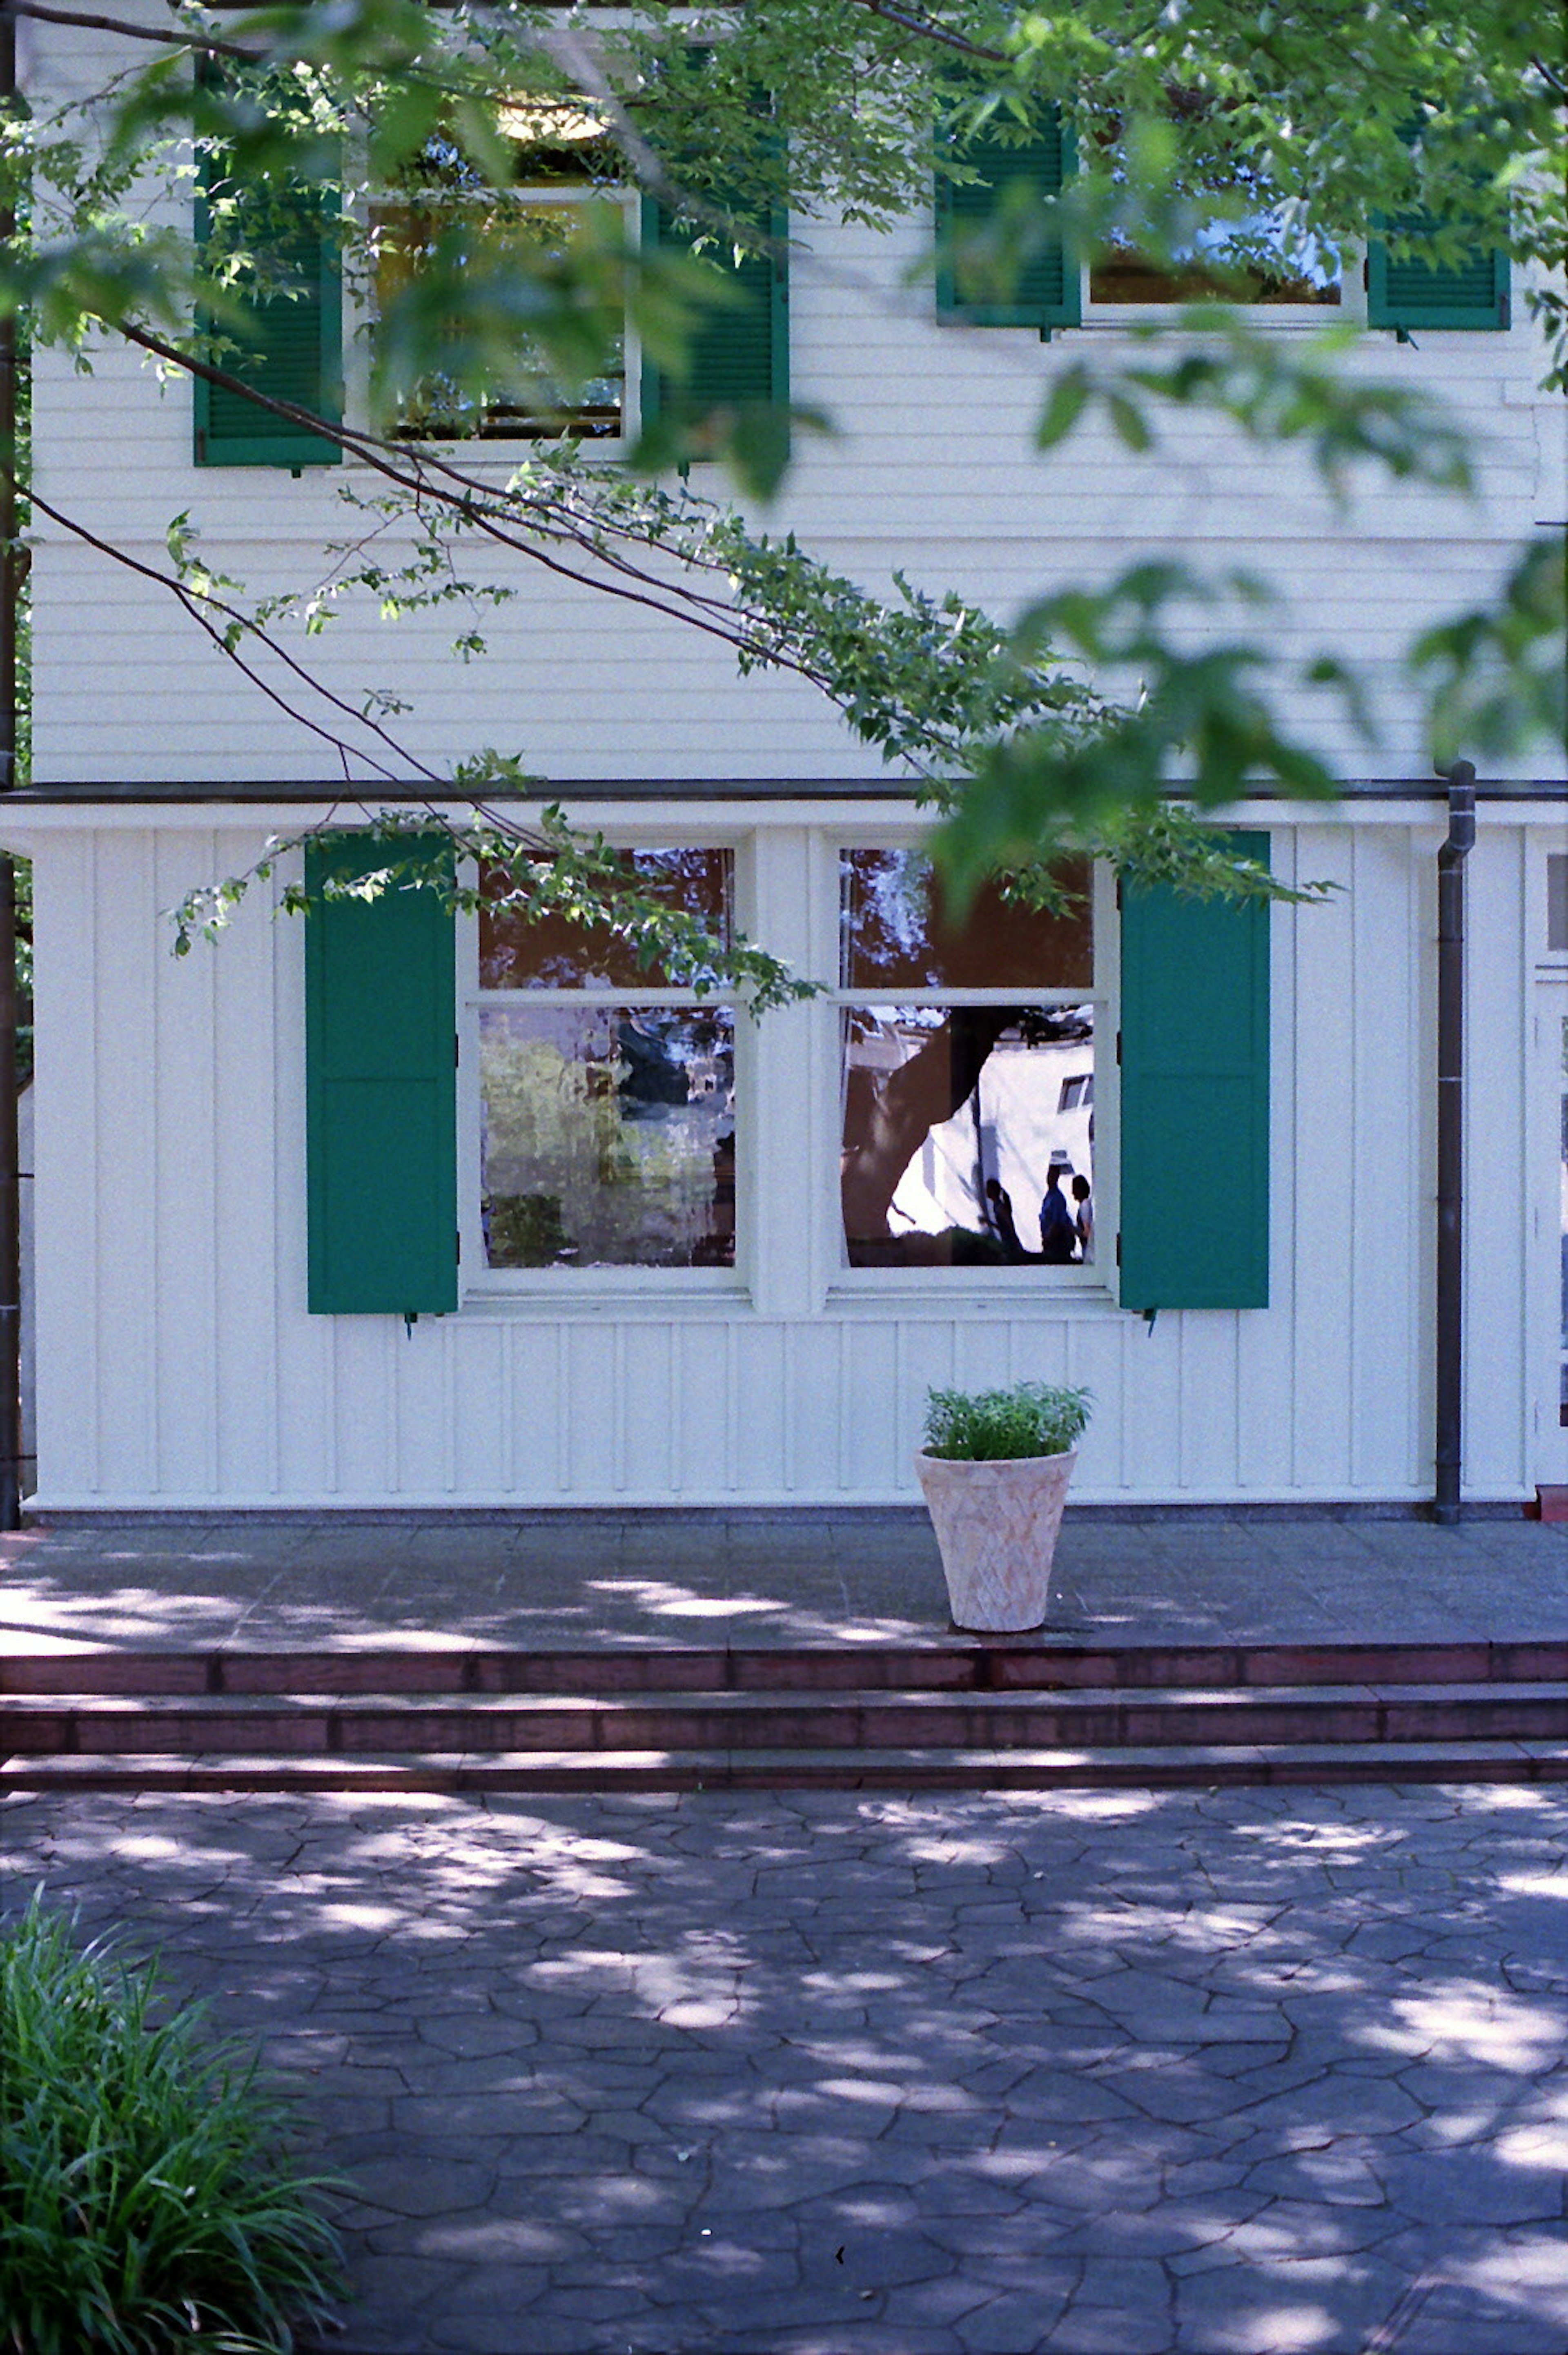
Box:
[469,851,737,1274]
[838,851,1105,1271]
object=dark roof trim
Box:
[4,777,1568,807]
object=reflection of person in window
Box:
[1038,1166,1077,1263]
[1071,1174,1094,1264]
[984,1176,1023,1257]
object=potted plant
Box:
[916,1381,1092,1634]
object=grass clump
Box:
[922,1380,1092,1461]
[1,1895,345,2355]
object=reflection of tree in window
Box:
[373,98,628,439]
[477,851,737,1271]
[842,1005,1095,1266]
[837,851,1099,1270]
[1086,114,1341,305]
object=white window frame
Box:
[349,134,643,458]
[455,824,1119,1312]
[457,835,752,1299]
[824,833,1118,1301]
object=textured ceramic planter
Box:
[915,1448,1078,1634]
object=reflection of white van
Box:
[868,1018,1095,1252]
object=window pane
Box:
[481,1007,736,1269]
[840,851,1093,990]
[480,850,733,989]
[1089,241,1341,304]
[374,195,625,439]
[842,1005,1095,1268]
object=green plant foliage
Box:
[4,0,1565,923]
[166,800,821,1013]
[0,1896,345,2355]
[922,1380,1093,1462]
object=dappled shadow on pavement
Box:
[7,1511,1568,1655]
[4,1780,1567,2353]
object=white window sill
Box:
[825,1277,1119,1315]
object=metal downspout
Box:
[1434,761,1476,1526]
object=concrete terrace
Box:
[6,1507,1568,1657]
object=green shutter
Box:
[305,837,457,1315]
[194,167,343,466]
[1366,127,1510,332]
[935,106,1080,332]
[1118,834,1270,1312]
[640,193,789,426]
[1366,232,1509,331]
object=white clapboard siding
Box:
[29,524,1549,787]
[11,808,1552,1511]
[26,0,1562,789]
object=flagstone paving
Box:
[5,1508,1568,1655]
[5,1777,1567,2354]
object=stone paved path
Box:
[5,1781,1567,2354]
[7,1511,1568,1655]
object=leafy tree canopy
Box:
[4,0,1564,980]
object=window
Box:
[305,823,1272,1318]
[371,99,632,442]
[1087,209,1342,309]
[466,851,739,1274]
[837,850,1103,1270]
[1546,854,1568,954]
[934,105,1509,336]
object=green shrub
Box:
[1,1896,344,2355]
[922,1380,1092,1461]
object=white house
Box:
[10,8,1567,1513]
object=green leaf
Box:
[1035,366,1092,449]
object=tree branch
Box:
[839,0,1009,65]
[20,474,435,780]
[0,0,260,61]
[114,318,833,672]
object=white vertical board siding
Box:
[1287,828,1360,1489]
[1345,825,1426,1495]
[31,837,100,1495]
[91,833,160,1497]
[1465,829,1532,1498]
[18,811,1544,1508]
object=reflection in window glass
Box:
[1089,227,1341,305]
[842,1006,1094,1268]
[374,175,626,439]
[480,851,733,989]
[841,851,1093,991]
[481,1007,735,1268]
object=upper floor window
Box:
[934,105,1507,336]
[371,98,632,444]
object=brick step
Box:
[4,1741,1568,1796]
[4,1683,1566,1758]
[3,1637,1565,1700]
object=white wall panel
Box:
[1465,830,1531,1495]
[212,851,282,1496]
[31,838,100,1494]
[91,832,159,1496]
[1287,827,1358,1488]
[151,831,220,1495]
[17,806,1549,1510]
